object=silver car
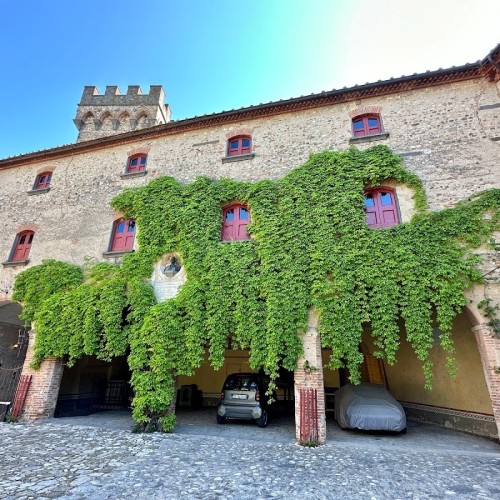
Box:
[216,373,269,427]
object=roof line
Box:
[1,49,498,169]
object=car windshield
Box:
[223,375,258,391]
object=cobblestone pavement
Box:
[0,410,499,499]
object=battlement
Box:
[79,85,166,106]
[74,85,170,142]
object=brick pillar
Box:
[294,309,326,444]
[19,329,64,420]
[472,323,500,441]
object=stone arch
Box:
[136,112,150,129]
[117,111,131,130]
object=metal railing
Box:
[299,387,318,444]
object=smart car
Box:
[216,373,270,427]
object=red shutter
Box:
[127,155,147,173]
[222,205,250,241]
[364,189,399,228]
[12,232,34,261]
[111,219,136,251]
[352,115,381,137]
[227,136,252,156]
[35,172,52,189]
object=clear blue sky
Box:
[1,0,499,158]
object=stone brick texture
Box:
[17,331,64,420]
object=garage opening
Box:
[54,354,131,417]
[174,347,295,438]
[0,301,29,420]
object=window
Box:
[352,115,382,137]
[110,219,136,252]
[11,231,34,262]
[221,204,250,241]
[126,154,147,174]
[34,171,52,190]
[364,188,399,228]
[227,136,251,157]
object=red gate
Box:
[299,387,318,444]
[10,375,32,419]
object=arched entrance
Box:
[0,301,29,419]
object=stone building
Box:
[0,43,499,444]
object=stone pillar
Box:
[472,323,500,441]
[19,329,64,420]
[294,309,326,444]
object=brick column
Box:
[19,329,64,420]
[294,309,326,444]
[472,323,500,441]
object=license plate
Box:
[231,394,248,400]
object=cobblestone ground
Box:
[0,412,499,499]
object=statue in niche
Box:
[161,256,181,277]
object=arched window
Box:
[11,231,34,262]
[352,115,382,137]
[126,154,147,174]
[221,204,250,241]
[227,136,251,157]
[110,219,136,252]
[364,188,399,228]
[34,171,52,190]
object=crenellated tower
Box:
[73,85,171,142]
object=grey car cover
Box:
[335,383,406,432]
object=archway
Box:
[0,301,29,419]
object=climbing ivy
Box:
[12,145,500,431]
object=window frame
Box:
[33,171,52,190]
[221,203,251,241]
[126,154,147,174]
[227,136,252,157]
[364,187,400,229]
[10,230,35,262]
[109,218,136,252]
[352,114,382,137]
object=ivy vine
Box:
[12,145,500,431]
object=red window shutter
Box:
[222,205,250,241]
[227,136,252,157]
[364,189,399,228]
[352,115,382,137]
[35,172,52,189]
[127,155,147,173]
[12,231,34,261]
[111,219,136,251]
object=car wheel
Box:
[256,410,268,428]
[216,414,226,425]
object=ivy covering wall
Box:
[12,146,500,430]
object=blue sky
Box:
[1,0,499,158]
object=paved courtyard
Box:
[0,409,499,499]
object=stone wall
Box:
[1,79,499,298]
